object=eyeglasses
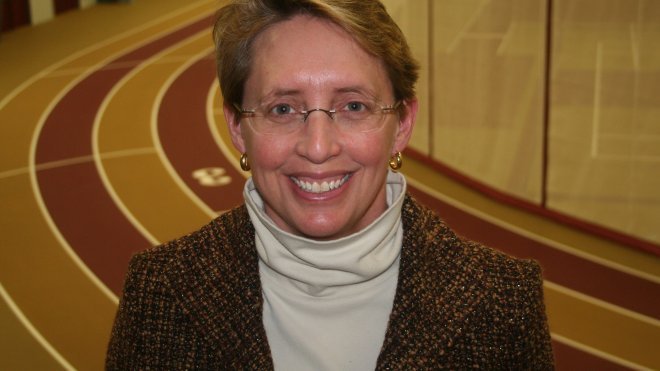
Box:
[234,99,401,135]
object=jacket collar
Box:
[377,194,487,367]
[165,205,273,368]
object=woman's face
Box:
[225,15,416,240]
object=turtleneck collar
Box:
[244,171,407,296]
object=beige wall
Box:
[547,0,660,245]
[28,0,55,25]
[385,0,546,203]
[382,0,431,155]
[26,0,97,25]
[80,0,96,8]
[384,0,660,245]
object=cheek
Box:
[347,130,397,164]
[247,136,290,170]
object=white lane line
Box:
[44,54,214,78]
[551,333,653,371]
[92,34,218,247]
[28,65,119,305]
[205,82,247,177]
[405,176,660,284]
[151,45,219,219]
[23,2,217,306]
[0,283,75,371]
[0,148,157,180]
[545,281,660,327]
[0,0,217,113]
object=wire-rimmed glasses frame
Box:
[233,100,401,135]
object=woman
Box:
[106,0,554,369]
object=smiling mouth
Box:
[291,174,351,194]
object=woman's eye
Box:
[345,102,366,112]
[270,104,294,115]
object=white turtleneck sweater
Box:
[244,171,407,371]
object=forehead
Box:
[245,15,392,101]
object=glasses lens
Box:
[243,103,302,135]
[242,100,398,134]
[335,101,397,133]
[247,116,301,135]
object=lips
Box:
[290,174,351,194]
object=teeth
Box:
[292,174,349,194]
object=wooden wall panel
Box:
[1,0,30,32]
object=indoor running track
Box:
[0,1,658,369]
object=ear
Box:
[223,101,247,153]
[393,98,418,153]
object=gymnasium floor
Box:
[0,0,658,369]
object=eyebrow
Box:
[261,88,302,99]
[255,86,379,105]
[335,86,377,98]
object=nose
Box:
[302,108,336,122]
[295,109,341,164]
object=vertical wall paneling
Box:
[79,0,94,8]
[432,0,547,204]
[381,0,431,155]
[27,0,54,25]
[546,0,660,246]
[1,0,31,31]
[54,0,78,14]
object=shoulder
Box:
[402,195,540,278]
[396,194,553,368]
[115,205,256,309]
[107,205,255,369]
[402,192,543,310]
[400,192,548,339]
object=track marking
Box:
[551,333,653,371]
[21,4,218,307]
[0,148,156,180]
[0,0,217,113]
[93,36,219,247]
[0,283,75,370]
[44,54,214,78]
[545,281,659,327]
[406,176,660,284]
[29,67,119,305]
[151,45,219,219]
[206,83,246,177]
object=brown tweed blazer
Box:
[106,194,554,370]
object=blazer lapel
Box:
[164,206,274,368]
[377,196,487,368]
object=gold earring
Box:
[389,152,402,171]
[240,153,251,171]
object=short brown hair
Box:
[213,0,419,109]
